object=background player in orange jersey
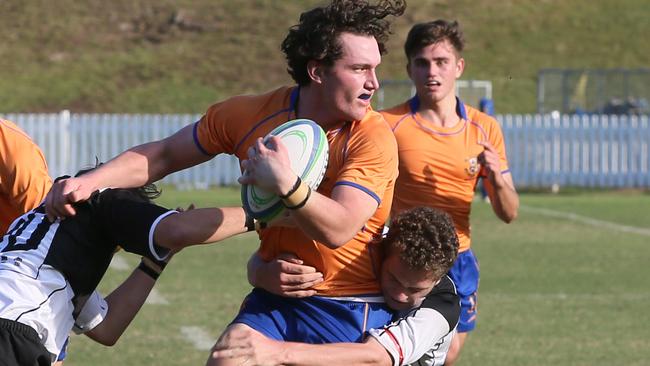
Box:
[0,119,71,364]
[0,119,52,235]
[380,20,519,365]
[43,1,406,364]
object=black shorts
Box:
[0,318,52,366]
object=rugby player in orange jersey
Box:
[0,119,52,235]
[43,1,406,364]
[0,118,70,364]
[381,20,519,365]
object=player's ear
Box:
[455,57,465,79]
[307,60,323,84]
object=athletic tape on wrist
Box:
[283,183,311,209]
[138,259,161,280]
[278,176,302,199]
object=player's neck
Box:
[297,85,340,130]
[416,94,460,128]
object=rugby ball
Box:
[242,119,329,222]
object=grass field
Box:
[63,187,650,366]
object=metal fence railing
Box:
[5,112,650,189]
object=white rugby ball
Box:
[242,119,329,222]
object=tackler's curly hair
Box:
[282,0,406,85]
[384,207,459,279]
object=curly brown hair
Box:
[384,207,459,279]
[282,0,406,86]
[404,19,465,61]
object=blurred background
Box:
[2,0,649,190]
[1,0,647,114]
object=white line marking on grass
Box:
[485,292,650,302]
[109,254,130,271]
[180,326,216,350]
[145,288,169,305]
[520,205,650,237]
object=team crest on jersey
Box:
[465,156,480,178]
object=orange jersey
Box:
[195,86,398,296]
[0,119,52,234]
[382,97,510,253]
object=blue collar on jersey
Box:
[408,95,468,120]
[289,86,300,117]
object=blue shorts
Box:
[56,337,69,362]
[232,288,392,343]
[448,249,479,333]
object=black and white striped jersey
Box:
[0,188,174,357]
[368,275,460,366]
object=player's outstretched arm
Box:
[45,123,212,220]
[154,207,250,251]
[211,327,392,366]
[83,258,164,346]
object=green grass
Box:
[63,188,650,365]
[1,0,648,113]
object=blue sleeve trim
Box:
[192,121,212,156]
[233,108,291,152]
[408,96,420,113]
[334,181,381,205]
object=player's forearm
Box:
[81,143,165,191]
[282,182,378,249]
[85,267,156,346]
[84,123,207,190]
[289,192,363,248]
[282,341,391,366]
[155,207,249,250]
[486,174,519,223]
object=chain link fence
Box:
[375,79,492,110]
[537,68,650,115]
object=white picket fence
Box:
[5,112,650,188]
[5,111,240,189]
[500,114,649,188]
